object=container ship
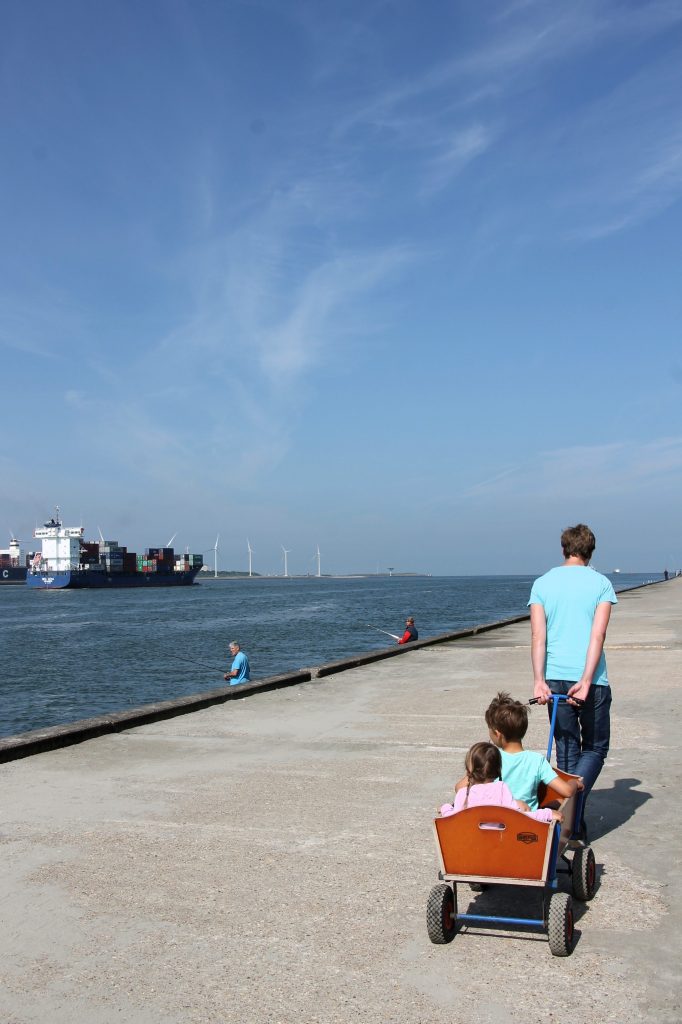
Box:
[26,510,203,590]
[0,536,28,584]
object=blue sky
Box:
[2,0,681,574]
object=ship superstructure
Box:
[33,513,84,572]
[0,535,28,584]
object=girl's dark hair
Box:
[463,741,502,807]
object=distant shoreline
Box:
[196,571,665,582]
[198,572,433,580]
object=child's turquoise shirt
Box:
[500,749,556,810]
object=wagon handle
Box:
[528,693,585,761]
[528,695,585,707]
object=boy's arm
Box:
[530,603,552,703]
[568,601,612,705]
[549,774,578,799]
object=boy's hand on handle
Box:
[551,809,564,823]
[567,680,590,706]
[533,681,552,705]
[516,799,531,812]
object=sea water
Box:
[0,573,659,737]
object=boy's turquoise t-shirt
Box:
[528,565,617,685]
[500,749,556,810]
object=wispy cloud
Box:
[462,465,522,499]
[462,438,682,504]
[79,155,417,490]
[421,124,497,196]
[329,0,682,225]
[0,293,83,359]
[559,52,682,241]
[255,245,411,383]
[93,1,680,489]
[335,1,682,136]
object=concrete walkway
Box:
[1,580,681,1024]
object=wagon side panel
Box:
[434,807,554,881]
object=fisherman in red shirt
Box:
[398,616,418,644]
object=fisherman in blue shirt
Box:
[225,641,250,685]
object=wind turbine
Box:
[316,544,321,578]
[247,539,254,577]
[167,532,177,548]
[281,545,291,578]
[214,534,220,578]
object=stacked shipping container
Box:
[78,541,203,576]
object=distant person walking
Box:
[398,617,418,644]
[224,641,250,685]
[528,524,617,833]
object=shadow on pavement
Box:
[587,777,652,841]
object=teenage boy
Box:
[529,523,617,804]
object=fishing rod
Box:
[165,652,226,674]
[366,623,400,640]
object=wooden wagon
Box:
[427,697,596,956]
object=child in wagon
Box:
[483,691,579,808]
[442,691,579,818]
[440,741,563,823]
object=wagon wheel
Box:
[547,892,575,956]
[426,883,457,944]
[572,845,596,901]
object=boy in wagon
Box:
[454,691,579,809]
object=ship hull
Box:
[0,567,28,585]
[26,569,201,590]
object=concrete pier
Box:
[1,579,681,1023]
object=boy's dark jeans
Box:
[547,680,612,797]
